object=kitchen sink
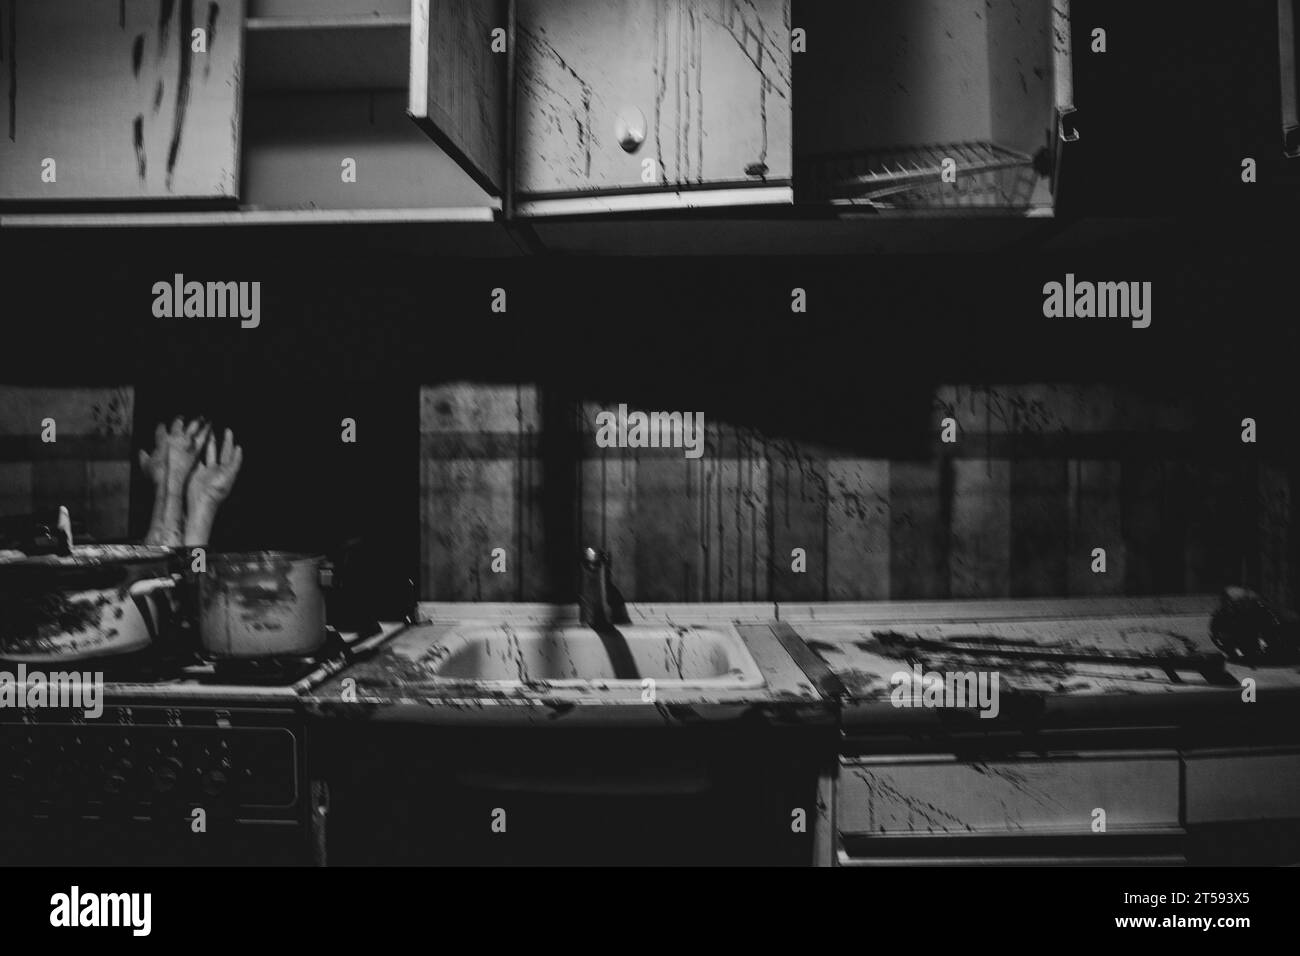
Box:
[416,623,765,690]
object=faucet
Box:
[578,547,629,628]
[578,547,637,679]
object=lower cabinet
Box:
[312,722,830,866]
[1183,750,1300,824]
[836,752,1184,866]
[836,748,1300,866]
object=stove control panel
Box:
[0,704,303,823]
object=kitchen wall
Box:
[419,382,1294,608]
[0,386,135,543]
[420,383,546,601]
[4,232,1292,611]
[12,382,1279,606]
[0,380,1288,609]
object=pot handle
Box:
[128,577,176,644]
[128,577,176,598]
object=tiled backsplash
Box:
[3,383,1286,609]
[0,386,135,543]
[419,383,545,601]
[420,382,1291,607]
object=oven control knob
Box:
[5,760,31,792]
[51,741,87,788]
[200,768,229,797]
[104,757,135,798]
[151,757,183,794]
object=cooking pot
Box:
[0,545,179,663]
[198,551,327,659]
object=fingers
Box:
[230,443,244,475]
[57,506,73,551]
[219,428,235,465]
[138,449,150,471]
[164,418,211,447]
[206,435,218,467]
[154,422,168,448]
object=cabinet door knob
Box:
[615,107,647,153]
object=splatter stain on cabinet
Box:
[0,0,244,200]
[514,0,792,196]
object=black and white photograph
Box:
[1,0,1298,938]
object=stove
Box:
[0,627,388,866]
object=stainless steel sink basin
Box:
[417,623,765,689]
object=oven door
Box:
[0,703,312,866]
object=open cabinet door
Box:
[1281,0,1300,156]
[1053,0,1079,146]
[0,0,245,201]
[408,0,508,197]
[1051,0,1079,202]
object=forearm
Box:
[144,463,185,548]
[153,479,188,549]
[183,499,218,548]
[143,481,168,546]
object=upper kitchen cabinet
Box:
[241,0,496,215]
[0,0,245,202]
[794,0,1075,215]
[512,0,793,215]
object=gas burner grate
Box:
[205,629,349,686]
[2,629,352,688]
[0,644,199,683]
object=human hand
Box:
[142,417,207,548]
[137,422,171,485]
[164,417,211,491]
[187,428,243,513]
[183,429,243,548]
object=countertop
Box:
[776,595,1300,742]
[301,603,832,728]
[301,597,1300,739]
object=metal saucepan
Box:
[0,544,179,663]
[197,551,328,659]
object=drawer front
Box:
[839,754,1181,837]
[1185,751,1300,824]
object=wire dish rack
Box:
[799,141,1045,211]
